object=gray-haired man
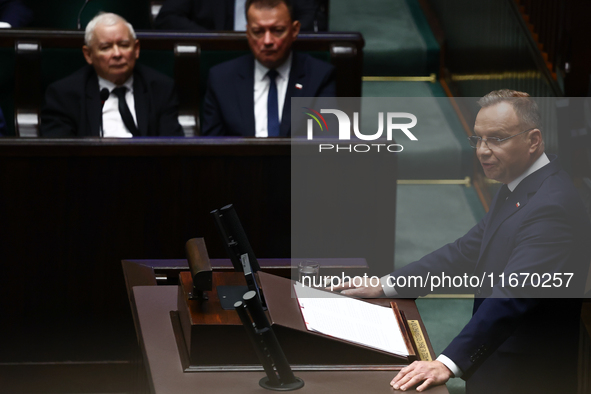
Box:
[41,13,183,137]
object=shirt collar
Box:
[254,52,292,82]
[98,75,134,93]
[507,152,550,191]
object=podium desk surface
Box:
[133,285,449,394]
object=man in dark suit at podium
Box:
[201,0,335,137]
[337,90,591,393]
[41,13,183,138]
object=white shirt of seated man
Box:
[253,52,291,138]
[98,75,137,138]
[234,0,247,31]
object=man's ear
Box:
[292,20,301,38]
[133,39,140,59]
[528,128,542,152]
[82,46,93,65]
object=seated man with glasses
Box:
[334,90,590,394]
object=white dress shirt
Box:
[381,152,551,377]
[507,153,549,192]
[234,0,247,31]
[253,52,292,138]
[98,76,137,138]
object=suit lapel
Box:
[85,71,101,137]
[281,52,306,137]
[481,187,529,251]
[133,70,149,136]
[478,158,559,261]
[238,56,255,136]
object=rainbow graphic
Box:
[302,107,328,133]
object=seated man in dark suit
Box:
[41,13,184,137]
[154,0,325,32]
[0,105,6,135]
[335,90,591,394]
[201,0,335,137]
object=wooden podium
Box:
[123,257,447,393]
[175,271,425,371]
[132,285,448,394]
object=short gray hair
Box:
[84,13,136,46]
[477,89,541,130]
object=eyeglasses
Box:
[468,128,535,149]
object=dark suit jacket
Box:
[391,156,590,393]
[154,0,324,32]
[0,0,32,27]
[0,105,6,135]
[40,64,184,137]
[201,52,335,137]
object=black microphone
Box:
[100,88,110,107]
[99,88,109,137]
[77,0,92,30]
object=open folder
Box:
[294,284,414,358]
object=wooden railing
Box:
[0,30,364,136]
[515,0,591,96]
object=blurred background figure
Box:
[0,0,32,28]
[154,0,326,32]
[0,105,7,135]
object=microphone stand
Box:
[234,291,304,391]
[77,0,91,30]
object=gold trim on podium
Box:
[408,320,432,361]
[362,74,437,83]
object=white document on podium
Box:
[293,284,409,356]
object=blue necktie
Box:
[267,69,280,137]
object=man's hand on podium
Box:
[328,281,385,298]
[390,360,453,392]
